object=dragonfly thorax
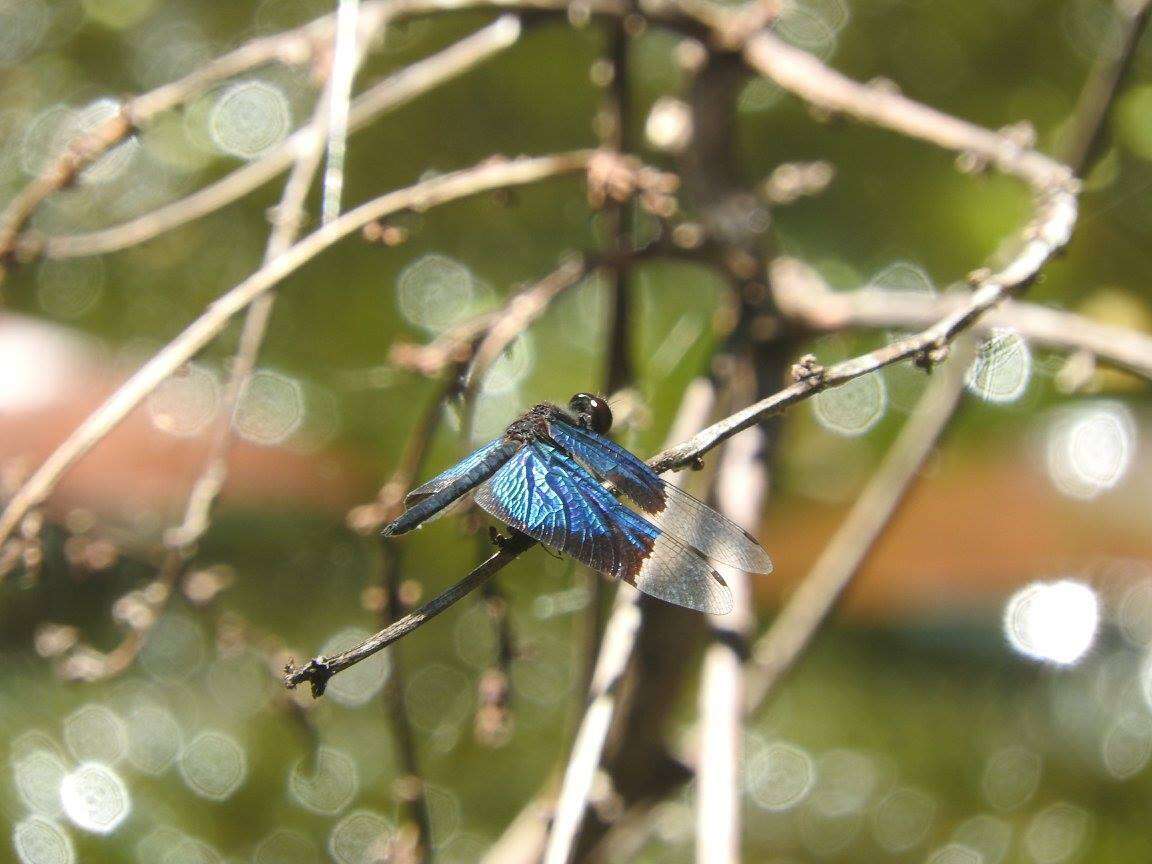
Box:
[503,403,559,444]
[503,394,613,445]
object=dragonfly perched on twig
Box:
[383,393,773,614]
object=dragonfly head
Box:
[568,392,613,434]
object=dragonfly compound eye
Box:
[569,392,612,434]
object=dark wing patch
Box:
[474,443,732,614]
[547,420,772,574]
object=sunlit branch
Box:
[41,17,523,260]
[321,0,365,224]
[746,339,974,711]
[774,274,1152,384]
[285,533,535,696]
[542,381,715,864]
[743,30,1073,193]
[696,413,765,864]
[0,150,596,552]
[0,4,389,274]
[1063,0,1152,175]
[651,189,1076,475]
[166,25,373,551]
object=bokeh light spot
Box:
[425,784,462,848]
[163,835,223,864]
[868,261,936,295]
[62,704,127,765]
[983,745,1042,811]
[233,369,306,446]
[952,814,1013,864]
[289,745,358,815]
[965,328,1031,403]
[406,664,472,734]
[59,762,131,834]
[253,828,319,864]
[777,0,846,58]
[1101,714,1152,780]
[206,651,273,719]
[178,730,247,801]
[139,612,206,682]
[36,258,106,321]
[813,373,887,436]
[870,786,935,853]
[126,703,182,776]
[12,816,75,864]
[810,749,877,817]
[1045,402,1135,500]
[328,810,393,864]
[12,748,68,817]
[1004,580,1099,666]
[1024,802,1090,864]
[397,254,478,333]
[745,741,816,811]
[147,363,221,438]
[209,80,290,159]
[926,843,982,864]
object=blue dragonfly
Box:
[382,393,773,614]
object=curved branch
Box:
[744,30,1072,192]
[651,189,1076,474]
[776,276,1152,383]
[0,150,595,551]
[43,17,523,259]
[746,339,974,711]
[0,4,390,270]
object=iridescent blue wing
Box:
[546,419,773,574]
[382,438,518,536]
[474,442,733,614]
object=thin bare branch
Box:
[285,532,534,696]
[321,0,366,223]
[165,24,376,550]
[0,4,389,271]
[1063,0,1152,175]
[542,381,716,864]
[42,17,523,259]
[774,271,1152,383]
[0,150,595,551]
[743,30,1073,193]
[746,338,974,711]
[696,409,765,864]
[651,188,1076,475]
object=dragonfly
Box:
[382,393,773,614]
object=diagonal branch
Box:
[0,150,596,552]
[746,338,974,712]
[282,175,1074,695]
[776,275,1152,383]
[42,17,523,260]
[743,30,1072,192]
[166,12,379,551]
[651,187,1075,475]
[0,3,389,272]
[1063,0,1152,175]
